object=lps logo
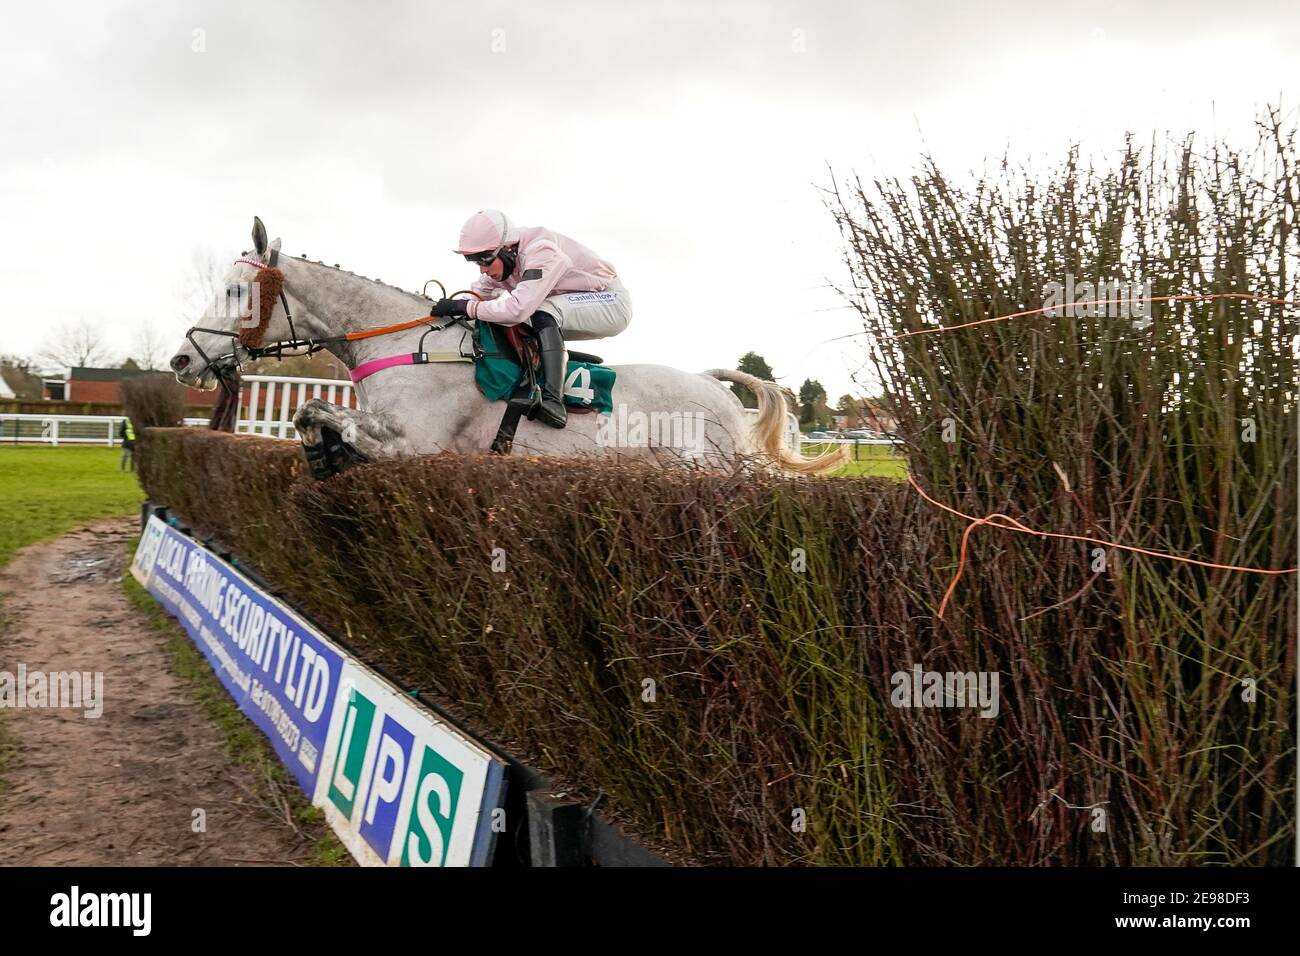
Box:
[327,683,464,866]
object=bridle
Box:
[183,249,303,397]
[183,253,474,396]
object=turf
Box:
[0,446,145,566]
[801,442,909,479]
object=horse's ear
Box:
[252,217,268,256]
[267,237,282,267]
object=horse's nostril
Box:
[171,354,190,372]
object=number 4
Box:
[564,366,595,404]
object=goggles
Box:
[464,249,499,265]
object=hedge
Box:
[137,428,1293,865]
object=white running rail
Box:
[237,374,358,439]
[1,375,357,446]
[0,414,127,446]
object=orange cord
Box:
[342,289,485,342]
[344,317,437,342]
[882,292,1300,341]
[907,475,1297,620]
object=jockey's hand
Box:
[430,297,470,318]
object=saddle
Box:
[498,323,603,375]
[471,322,616,454]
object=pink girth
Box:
[350,353,417,383]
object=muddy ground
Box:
[0,517,317,866]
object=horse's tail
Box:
[704,369,849,476]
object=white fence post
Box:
[248,380,262,434]
[277,383,292,439]
[235,374,358,440]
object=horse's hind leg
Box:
[293,399,407,479]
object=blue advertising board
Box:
[131,516,343,793]
[132,514,507,865]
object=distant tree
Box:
[797,378,829,425]
[835,393,866,428]
[176,244,225,323]
[39,319,112,369]
[860,393,894,431]
[119,357,141,370]
[1,354,38,374]
[732,351,775,408]
[131,321,172,371]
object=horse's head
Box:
[170,216,302,389]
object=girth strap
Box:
[350,350,472,383]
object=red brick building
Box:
[42,367,218,407]
[833,400,898,433]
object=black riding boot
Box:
[531,324,568,428]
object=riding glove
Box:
[430,298,470,318]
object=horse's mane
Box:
[240,249,426,299]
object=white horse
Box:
[170,218,845,478]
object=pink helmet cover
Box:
[453,209,518,254]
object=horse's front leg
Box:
[293,399,410,480]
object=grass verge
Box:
[0,446,144,799]
[0,446,144,565]
[801,441,908,478]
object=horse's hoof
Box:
[322,426,369,476]
[302,437,336,481]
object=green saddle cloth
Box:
[472,321,616,414]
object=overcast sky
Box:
[1,0,1296,401]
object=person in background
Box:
[119,417,136,471]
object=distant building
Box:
[833,401,898,433]
[860,401,897,433]
[41,367,218,406]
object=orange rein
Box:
[342,289,483,342]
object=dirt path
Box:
[0,517,315,866]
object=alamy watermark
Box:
[0,664,103,718]
[890,665,999,718]
[1043,275,1153,329]
[595,403,707,457]
[203,277,263,330]
[50,886,150,936]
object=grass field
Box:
[806,441,908,479]
[0,446,144,567]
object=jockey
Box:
[429,209,632,429]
